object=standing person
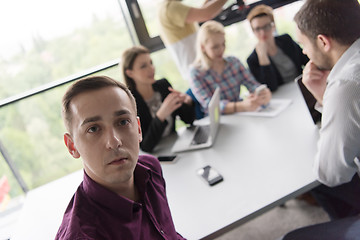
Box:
[121,46,195,152]
[246,4,309,92]
[283,0,360,238]
[157,0,230,82]
[56,76,185,239]
[190,20,271,115]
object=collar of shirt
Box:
[208,57,230,75]
[81,162,152,221]
[327,38,360,84]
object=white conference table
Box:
[150,82,320,239]
[11,82,320,240]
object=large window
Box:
[132,0,299,53]
[0,0,133,101]
[0,2,305,238]
[0,0,304,209]
[0,0,135,204]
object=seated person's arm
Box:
[223,87,271,114]
[302,61,329,105]
[314,80,360,187]
[168,87,196,124]
[168,87,193,106]
[247,54,279,92]
[255,41,271,66]
[156,92,183,121]
[190,67,231,114]
[222,100,259,113]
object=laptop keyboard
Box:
[191,125,210,145]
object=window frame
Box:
[0,0,302,194]
[124,0,165,52]
[128,0,300,52]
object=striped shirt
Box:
[190,56,260,114]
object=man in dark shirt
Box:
[56,75,185,239]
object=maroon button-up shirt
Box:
[55,154,185,240]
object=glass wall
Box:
[0,0,135,202]
[0,86,75,191]
[0,0,304,200]
[0,0,133,101]
[0,155,23,203]
[0,67,124,199]
[0,2,306,239]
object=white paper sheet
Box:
[236,99,292,117]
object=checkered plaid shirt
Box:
[190,56,260,114]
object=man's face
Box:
[296,28,333,71]
[65,86,142,189]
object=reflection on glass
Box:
[0,0,304,198]
[0,154,24,203]
[151,48,186,91]
[0,0,132,101]
[0,66,123,196]
[0,85,81,192]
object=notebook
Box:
[171,87,221,153]
[294,75,322,124]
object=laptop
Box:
[294,75,322,125]
[171,87,221,153]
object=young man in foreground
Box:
[56,76,185,239]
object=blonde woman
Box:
[121,46,194,152]
[190,20,271,115]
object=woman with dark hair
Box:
[120,45,195,152]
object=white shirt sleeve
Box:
[314,79,360,187]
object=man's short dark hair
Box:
[62,75,137,133]
[294,0,360,45]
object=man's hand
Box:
[302,61,330,105]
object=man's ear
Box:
[136,117,143,143]
[317,34,331,52]
[64,133,80,158]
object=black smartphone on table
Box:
[158,155,179,163]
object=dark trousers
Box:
[310,174,360,220]
[283,216,360,240]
